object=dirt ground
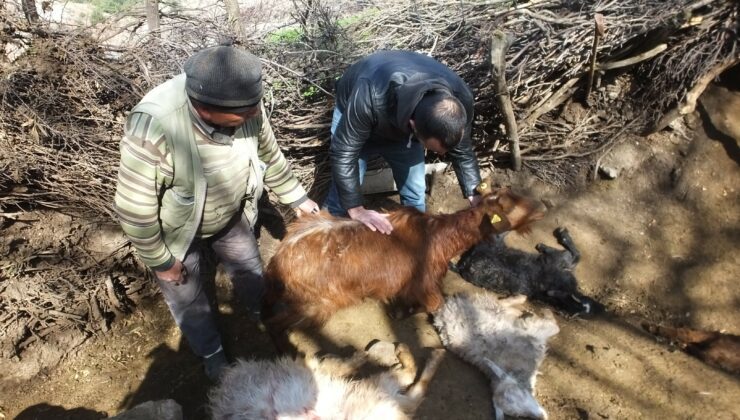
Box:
[1,84,739,419]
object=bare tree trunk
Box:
[224,0,247,44]
[22,0,40,25]
[145,0,160,34]
[490,31,521,171]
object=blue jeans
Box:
[324,107,426,215]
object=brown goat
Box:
[642,322,740,375]
[263,184,545,334]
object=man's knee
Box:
[401,195,426,212]
[398,165,426,211]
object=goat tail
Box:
[399,349,446,413]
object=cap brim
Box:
[188,93,261,113]
[216,101,261,113]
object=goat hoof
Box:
[394,343,416,369]
[366,340,399,367]
[554,226,569,236]
[554,227,574,244]
[387,304,414,320]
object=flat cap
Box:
[184,46,263,108]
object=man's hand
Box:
[155,259,186,285]
[467,195,483,207]
[295,198,320,218]
[347,206,393,234]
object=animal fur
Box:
[455,227,603,315]
[209,342,445,420]
[434,293,559,419]
[263,186,545,334]
[642,322,740,375]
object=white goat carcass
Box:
[209,341,445,420]
[434,293,559,420]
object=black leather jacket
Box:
[331,50,482,210]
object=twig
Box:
[597,43,667,71]
[261,59,334,98]
[522,77,580,129]
[78,241,131,272]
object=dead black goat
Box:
[454,227,603,316]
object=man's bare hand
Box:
[155,259,186,285]
[347,206,393,234]
[295,198,320,218]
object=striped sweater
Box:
[115,103,307,269]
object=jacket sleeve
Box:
[114,113,175,270]
[330,79,375,210]
[446,91,482,198]
[257,105,308,207]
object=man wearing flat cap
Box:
[114,45,319,381]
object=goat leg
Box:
[262,302,302,356]
[554,227,580,264]
[395,343,418,383]
[386,299,418,320]
[534,242,564,264]
[312,350,369,377]
[266,326,299,356]
[399,349,446,413]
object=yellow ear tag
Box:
[491,214,502,224]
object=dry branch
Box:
[649,55,740,133]
[597,44,667,71]
[584,13,605,105]
[1,0,736,214]
[489,31,521,171]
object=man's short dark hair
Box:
[413,92,467,149]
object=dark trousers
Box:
[155,213,264,357]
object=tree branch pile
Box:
[0,0,736,358]
[1,0,737,213]
[0,214,155,362]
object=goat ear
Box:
[509,197,546,235]
[482,357,507,381]
[488,211,512,232]
[494,405,505,420]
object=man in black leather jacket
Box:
[323,50,483,233]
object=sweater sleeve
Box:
[114,112,174,270]
[257,106,308,206]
